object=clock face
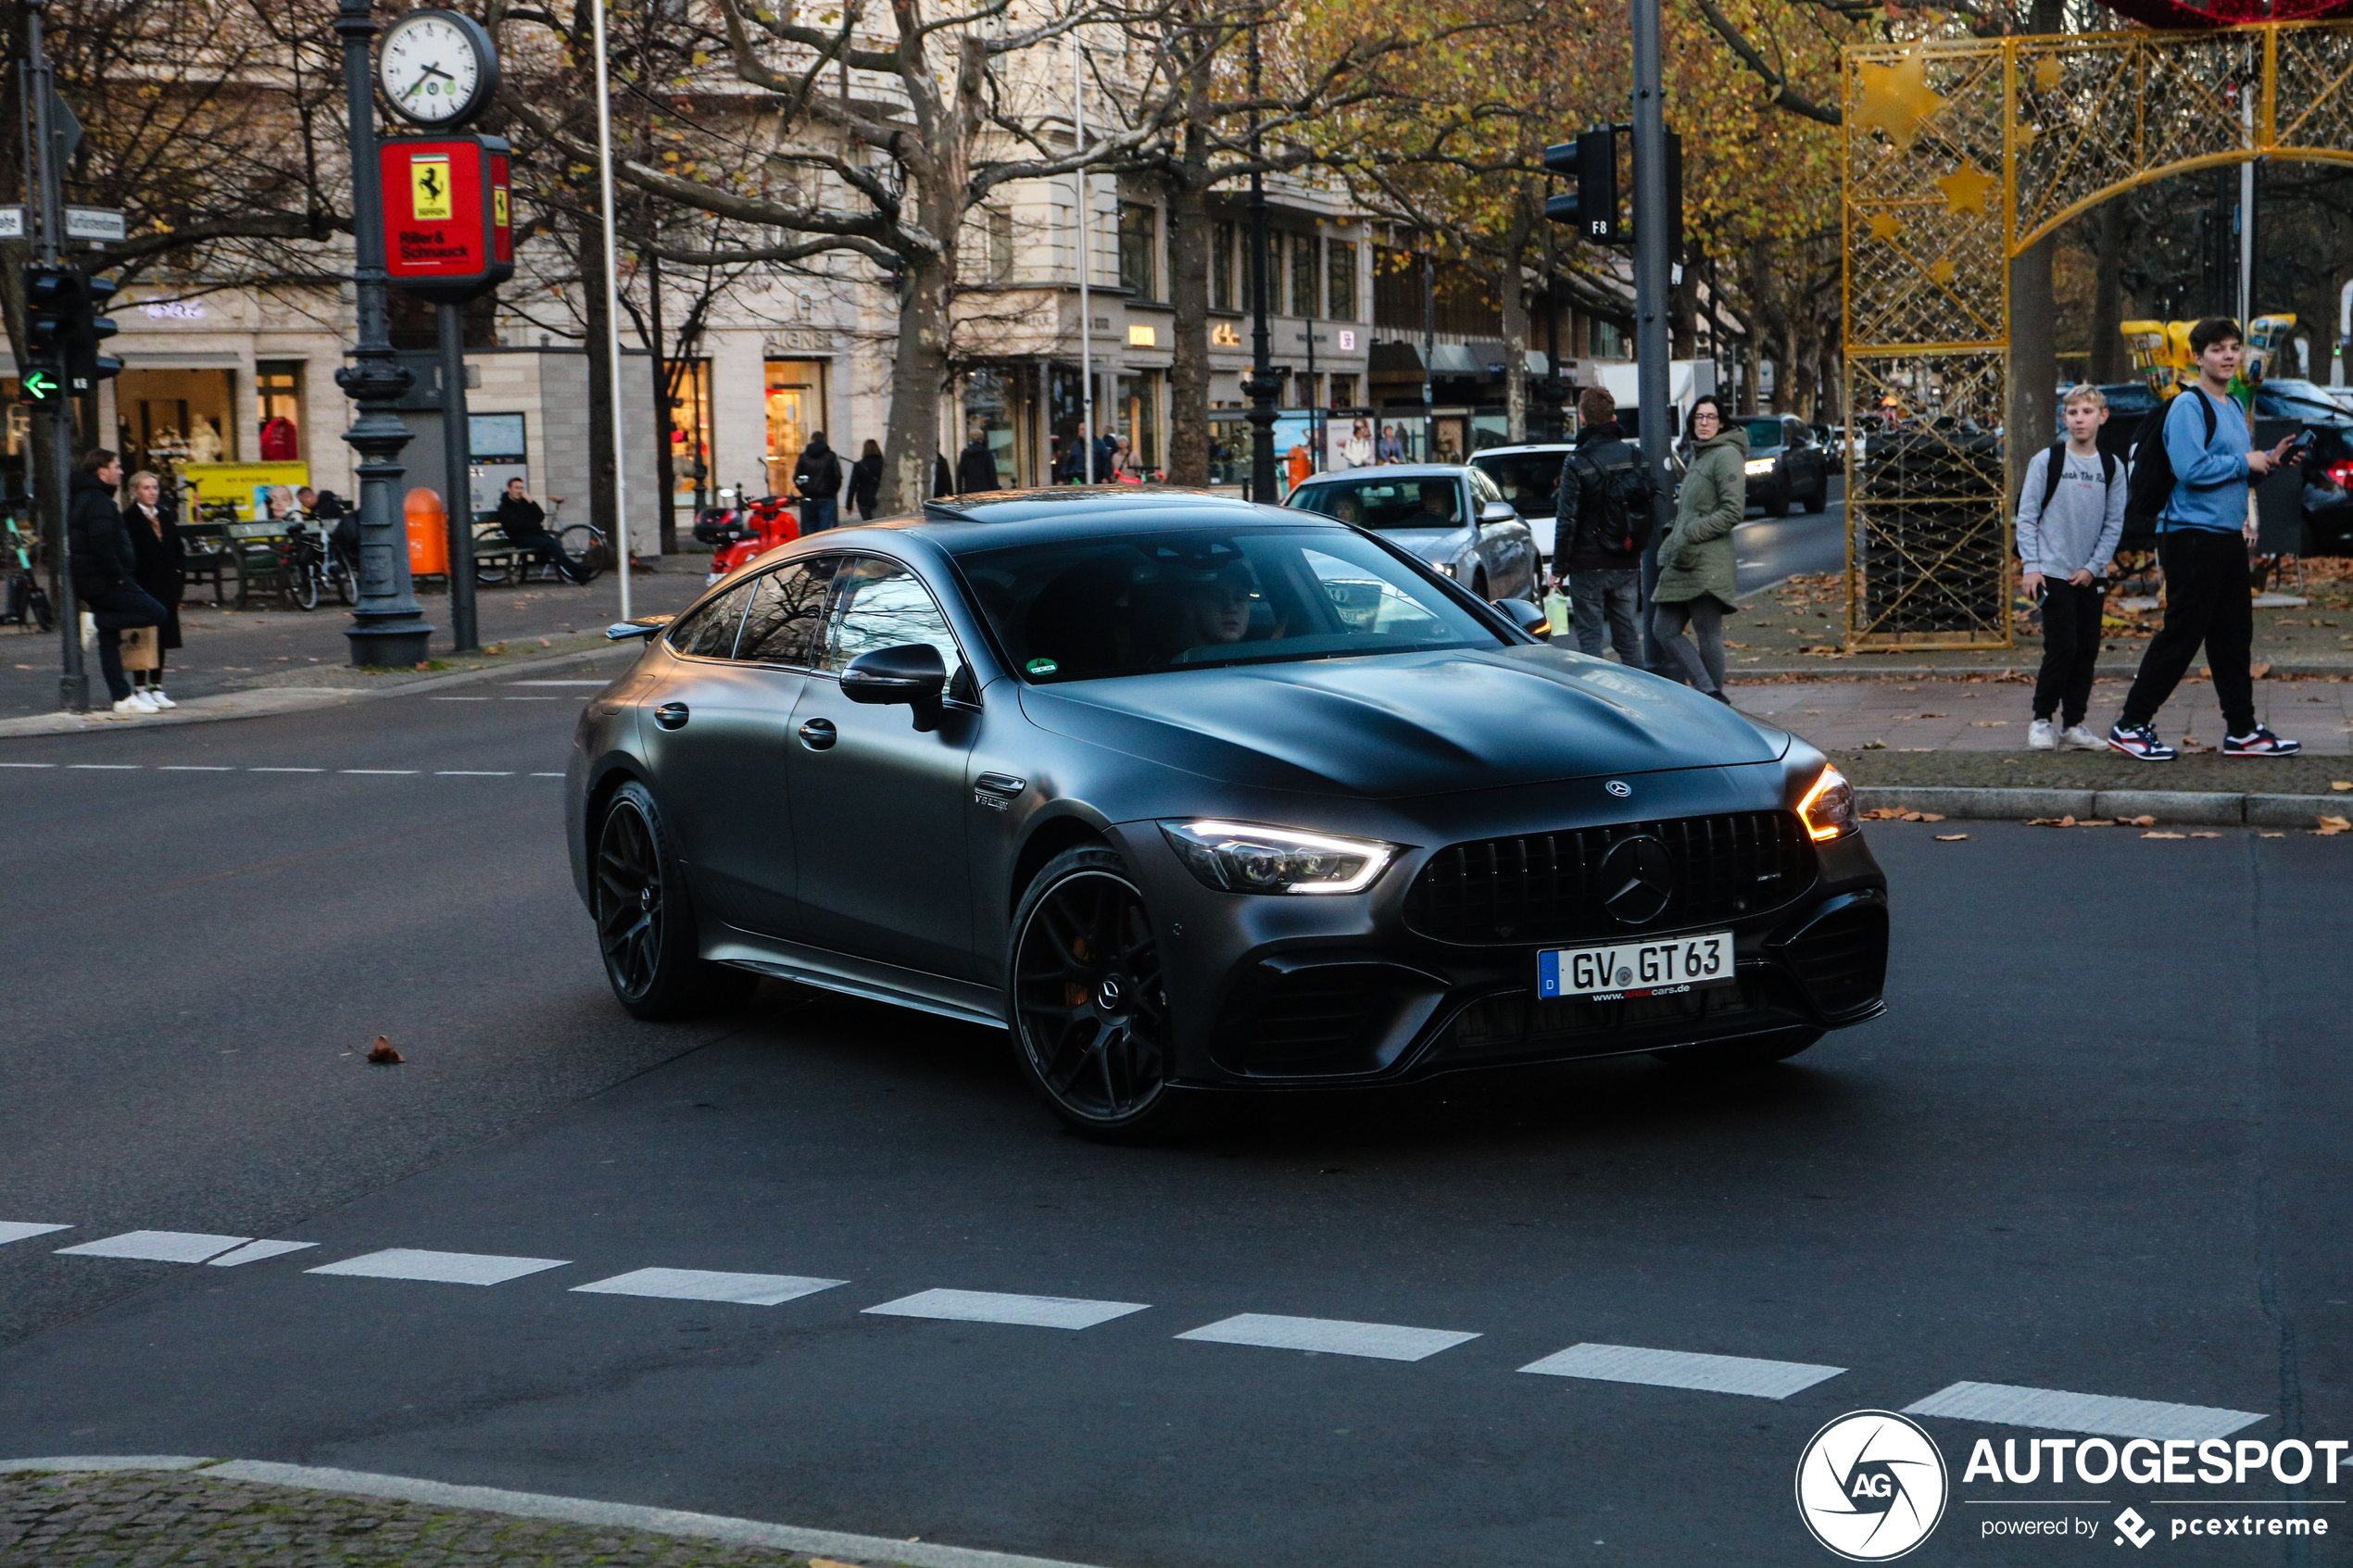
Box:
[380,13,485,125]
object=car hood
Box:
[1017,645,1785,798]
[1369,527,1473,559]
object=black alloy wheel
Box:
[592,780,753,1020]
[288,560,320,611]
[1010,847,1185,1140]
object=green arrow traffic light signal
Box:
[21,370,56,402]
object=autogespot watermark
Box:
[1797,1419,2347,1556]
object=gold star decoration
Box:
[2016,122,2039,155]
[1868,212,1904,242]
[2033,56,2064,92]
[1930,259,1957,285]
[1937,161,1998,215]
[1853,51,1947,154]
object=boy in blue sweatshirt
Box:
[2109,318,2303,759]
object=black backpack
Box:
[2123,390,2217,531]
[2037,441,2119,512]
[1566,440,1656,556]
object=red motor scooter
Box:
[697,493,799,583]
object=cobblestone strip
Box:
[0,1468,864,1568]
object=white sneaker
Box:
[2060,723,2101,750]
[2027,718,2057,750]
[113,692,157,716]
[144,687,176,709]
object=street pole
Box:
[1243,17,1277,504]
[25,0,85,710]
[1630,0,1673,673]
[591,0,632,618]
[334,0,434,668]
[1073,34,1095,483]
[438,301,476,651]
[1420,249,1435,428]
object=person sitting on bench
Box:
[496,478,586,583]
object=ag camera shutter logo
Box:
[1795,1411,1949,1561]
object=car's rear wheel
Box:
[1655,1025,1822,1071]
[1009,847,1191,1141]
[593,780,754,1020]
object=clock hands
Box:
[398,61,459,102]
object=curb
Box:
[1730,663,2353,680]
[1855,785,2349,827]
[0,643,633,740]
[0,1456,1116,1568]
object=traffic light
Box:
[1544,130,1617,243]
[20,263,75,403]
[68,270,120,392]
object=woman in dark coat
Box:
[848,439,884,520]
[123,470,186,704]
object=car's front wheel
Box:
[1009,847,1191,1141]
[592,780,755,1021]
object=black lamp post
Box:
[334,0,434,668]
[1242,17,1280,504]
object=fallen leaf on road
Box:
[365,1035,405,1064]
[2260,831,2287,838]
[2190,831,2222,838]
[2318,815,2352,835]
[1862,739,1887,750]
[1916,712,1946,719]
[2250,660,2273,678]
[2143,831,2186,839]
[1918,812,1946,822]
[1971,720,2008,727]
[1933,834,1969,841]
[2026,815,2079,827]
[2332,781,2352,791]
[2122,815,2157,826]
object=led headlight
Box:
[1743,457,1778,476]
[1796,764,1857,842]
[1161,821,1399,895]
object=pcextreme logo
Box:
[1796,1411,1952,1561]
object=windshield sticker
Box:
[1026,657,1060,675]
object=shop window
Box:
[1328,373,1359,408]
[986,207,1013,282]
[1115,370,1159,470]
[962,366,1022,486]
[1118,202,1157,298]
[256,361,304,460]
[765,358,825,497]
[1592,319,1628,358]
[668,358,714,503]
[1327,241,1357,324]
[1290,234,1319,320]
[1212,221,1236,312]
[118,367,235,474]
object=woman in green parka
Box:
[1651,395,1744,701]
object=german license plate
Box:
[1537,930,1734,1000]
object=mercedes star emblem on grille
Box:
[1598,835,1675,925]
[1604,779,1632,797]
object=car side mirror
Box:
[1478,499,1518,525]
[605,614,675,641]
[1492,597,1551,638]
[842,642,949,731]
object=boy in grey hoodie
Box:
[2017,384,2127,749]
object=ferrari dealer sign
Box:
[379,135,514,301]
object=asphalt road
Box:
[1,688,2347,1567]
[1736,476,1848,596]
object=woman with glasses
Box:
[1650,396,1745,702]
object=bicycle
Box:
[3,508,53,632]
[280,522,328,611]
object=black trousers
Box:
[515,533,581,580]
[2032,579,2105,727]
[77,581,166,702]
[2120,528,2255,735]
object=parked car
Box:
[2255,378,2353,554]
[1468,445,1574,566]
[572,488,1890,1139]
[1741,416,1831,516]
[1284,463,1541,602]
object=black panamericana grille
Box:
[1402,810,1816,946]
[1239,964,1391,1065]
[1780,902,1888,1015]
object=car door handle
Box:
[654,701,689,731]
[799,717,837,750]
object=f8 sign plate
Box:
[1538,930,1733,1000]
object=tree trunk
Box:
[879,253,951,514]
[2088,203,2127,383]
[1164,123,1211,486]
[2008,235,2057,500]
[1499,202,1532,444]
[578,210,619,552]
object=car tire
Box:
[1008,846,1198,1143]
[1768,480,1793,518]
[591,780,756,1021]
[1471,569,1489,597]
[1653,1025,1822,1071]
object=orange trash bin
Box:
[406,487,448,578]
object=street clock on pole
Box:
[377,9,498,129]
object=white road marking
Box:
[434,771,515,776]
[247,767,325,772]
[1175,1312,1479,1362]
[573,1268,847,1307]
[206,1239,320,1267]
[1518,1342,1845,1399]
[158,765,235,771]
[530,771,564,777]
[502,696,562,701]
[1903,1381,2265,1441]
[68,764,139,770]
[432,696,495,701]
[306,1248,571,1286]
[340,769,419,775]
[56,1231,252,1263]
[510,681,609,686]
[0,762,57,768]
[0,1222,72,1245]
[863,1288,1150,1331]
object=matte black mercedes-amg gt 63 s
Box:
[569,487,1887,1138]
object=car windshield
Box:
[1289,475,1465,531]
[1743,419,1786,449]
[2256,379,2352,423]
[959,526,1505,683]
[1470,453,1564,516]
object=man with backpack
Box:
[2109,317,2303,759]
[2017,384,2127,750]
[1554,386,1656,666]
[792,432,844,533]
